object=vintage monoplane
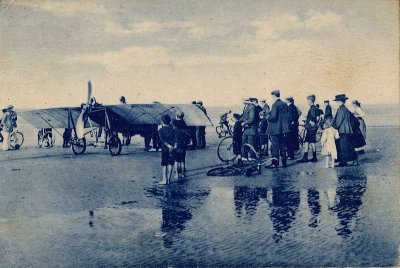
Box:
[19,81,213,156]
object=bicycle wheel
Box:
[108,134,122,156]
[207,166,241,176]
[10,131,24,150]
[217,136,237,162]
[72,137,86,155]
[41,131,55,148]
[294,135,303,155]
[242,143,258,165]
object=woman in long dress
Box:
[332,94,357,166]
[352,100,367,153]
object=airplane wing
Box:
[18,103,212,132]
[18,107,83,129]
[104,103,213,128]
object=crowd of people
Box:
[230,90,367,169]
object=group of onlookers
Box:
[231,90,367,169]
[0,105,18,151]
[157,101,208,185]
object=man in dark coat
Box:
[285,96,300,160]
[252,98,263,151]
[240,98,257,159]
[332,94,357,166]
[266,90,289,168]
[324,100,332,120]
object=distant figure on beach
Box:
[158,115,175,185]
[188,101,198,149]
[240,98,257,160]
[196,101,207,149]
[1,105,16,151]
[352,100,367,144]
[119,96,131,145]
[266,90,289,168]
[285,96,300,160]
[298,95,319,163]
[324,100,333,120]
[332,94,357,166]
[320,118,339,168]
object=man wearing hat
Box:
[285,96,300,160]
[266,90,289,168]
[332,94,356,166]
[240,97,257,159]
[1,105,15,151]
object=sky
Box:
[0,0,399,109]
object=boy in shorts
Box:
[158,115,175,185]
[172,119,191,179]
[298,94,320,163]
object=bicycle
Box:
[296,123,323,155]
[209,142,277,177]
[9,129,24,150]
[215,111,233,138]
[38,128,56,148]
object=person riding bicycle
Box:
[220,110,231,131]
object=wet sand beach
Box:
[0,126,399,266]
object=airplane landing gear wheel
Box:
[72,137,86,155]
[108,135,122,156]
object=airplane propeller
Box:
[76,80,92,139]
[87,81,92,105]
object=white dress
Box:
[320,127,339,159]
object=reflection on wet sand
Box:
[307,189,321,228]
[268,187,300,242]
[232,169,368,242]
[330,170,367,238]
[147,183,210,247]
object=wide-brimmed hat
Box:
[6,105,14,110]
[333,94,349,102]
[242,97,251,103]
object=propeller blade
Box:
[87,81,92,104]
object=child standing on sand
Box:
[320,118,339,168]
[158,115,175,185]
[172,119,191,179]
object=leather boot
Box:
[310,152,318,162]
[297,152,308,163]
